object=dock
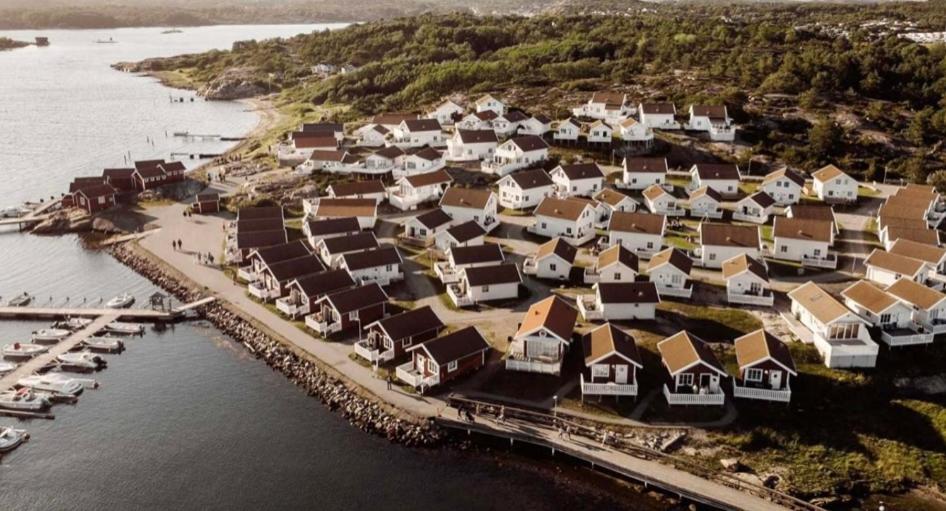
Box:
[0,297,216,322]
[0,200,62,229]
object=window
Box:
[678,373,694,386]
[879,313,892,325]
[482,285,490,293]
[428,360,437,373]
[646,242,653,249]
[614,272,621,281]
[780,245,787,253]
[447,361,458,372]
[349,312,358,321]
[402,338,412,348]
[566,227,572,234]
[550,263,557,271]
[541,222,547,229]
[385,264,392,271]
[813,249,821,256]
[745,368,763,382]
[592,364,609,378]
[709,253,716,261]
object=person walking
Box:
[497,406,505,424]
[177,239,183,252]
[386,375,393,390]
[172,240,177,252]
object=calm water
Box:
[0,26,651,510]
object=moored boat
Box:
[31,328,71,344]
[57,351,107,371]
[82,336,124,353]
[106,293,135,309]
[2,342,48,360]
[0,426,29,452]
[7,293,32,307]
[17,374,84,397]
[0,360,15,375]
[105,322,144,335]
[0,389,51,411]
[54,317,93,331]
[29,371,98,390]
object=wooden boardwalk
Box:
[0,314,117,392]
[0,306,172,322]
[0,200,61,227]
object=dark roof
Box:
[597,245,639,272]
[535,238,577,264]
[134,165,166,179]
[463,264,521,286]
[693,163,740,181]
[236,217,285,233]
[745,191,775,208]
[410,326,490,365]
[763,168,805,187]
[76,183,117,199]
[624,157,668,174]
[405,169,452,188]
[532,114,552,124]
[534,197,596,222]
[648,248,693,274]
[640,103,676,115]
[69,176,106,193]
[608,211,665,235]
[290,269,355,298]
[773,217,833,243]
[507,168,553,190]
[408,146,443,161]
[322,283,388,314]
[690,105,728,120]
[294,137,338,149]
[320,231,379,254]
[700,223,759,248]
[306,217,361,237]
[329,180,385,197]
[102,168,134,179]
[373,146,405,159]
[235,230,288,250]
[266,255,326,282]
[372,112,418,125]
[446,221,487,243]
[196,192,219,202]
[516,296,578,343]
[509,135,549,152]
[133,159,164,171]
[238,206,284,221]
[582,323,642,367]
[250,240,311,266]
[556,162,604,181]
[301,122,343,133]
[159,161,186,173]
[597,282,659,304]
[341,246,402,271]
[503,110,530,122]
[414,208,453,230]
[449,243,505,266]
[403,118,442,132]
[373,306,444,341]
[788,204,835,222]
[441,187,493,210]
[457,129,498,144]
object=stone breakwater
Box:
[108,244,445,447]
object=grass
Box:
[665,233,697,251]
[858,185,882,198]
[738,181,760,195]
[656,302,762,341]
[760,224,774,244]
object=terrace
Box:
[580,374,638,397]
[732,381,791,402]
[663,384,725,406]
[727,289,775,307]
[396,361,440,389]
[801,253,838,269]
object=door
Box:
[769,370,782,390]
[615,365,628,384]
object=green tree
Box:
[807,118,843,163]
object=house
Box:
[642,185,684,216]
[616,118,654,143]
[387,119,444,149]
[760,168,805,205]
[497,168,555,210]
[226,230,289,264]
[550,162,605,198]
[372,112,419,131]
[396,326,491,391]
[731,330,796,402]
[355,123,389,147]
[621,157,668,190]
[475,94,506,115]
[647,248,693,299]
[228,217,287,249]
[389,168,452,211]
[298,150,360,174]
[638,103,679,130]
[721,254,774,306]
[506,296,578,375]
[303,217,361,249]
[237,206,284,222]
[446,129,498,162]
[316,231,380,267]
[577,282,660,321]
[304,198,378,230]
[399,146,445,177]
[305,283,389,338]
[772,217,837,269]
[864,249,930,287]
[812,164,857,203]
[446,264,521,308]
[733,191,775,224]
[282,136,339,164]
[492,110,530,138]
[788,282,878,368]
[889,238,946,276]
[697,223,760,269]
[402,208,453,247]
[102,168,136,192]
[608,211,666,258]
[482,135,549,176]
[356,306,446,365]
[553,118,581,142]
[300,122,344,141]
[688,163,740,198]
[573,91,630,121]
[523,238,577,281]
[583,244,639,284]
[73,184,117,214]
[434,220,486,252]
[531,197,598,246]
[841,280,933,347]
[580,323,643,398]
[886,278,946,334]
[439,187,498,232]
[326,181,387,203]
[193,192,220,214]
[131,163,167,191]
[238,240,310,283]
[657,331,727,406]
[434,243,505,284]
[687,186,723,219]
[363,146,405,174]
[274,267,354,317]
[426,99,465,125]
[686,105,735,141]
[248,254,326,302]
[585,120,613,144]
[787,204,838,234]
[594,188,639,226]
[456,110,499,131]
[338,246,404,286]
[157,161,186,184]
[518,114,552,136]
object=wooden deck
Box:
[0,298,215,322]
[0,200,61,227]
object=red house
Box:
[194,192,220,214]
[305,283,388,338]
[102,168,136,192]
[159,161,187,183]
[355,306,446,364]
[132,165,167,191]
[74,183,118,214]
[657,331,728,406]
[396,326,491,392]
[732,329,796,403]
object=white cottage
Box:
[402,208,453,246]
[482,135,549,176]
[686,105,735,141]
[788,282,878,368]
[688,163,740,198]
[687,186,723,219]
[698,223,760,269]
[530,197,598,246]
[507,296,579,375]
[388,119,444,149]
[812,165,857,203]
[389,168,452,211]
[447,263,521,308]
[523,238,578,281]
[608,211,666,258]
[733,191,775,224]
[647,248,693,299]
[642,184,685,216]
[760,168,805,205]
[583,244,639,284]
[772,217,836,269]
[497,168,555,210]
[550,162,605,198]
[439,187,498,232]
[578,282,660,321]
[621,157,668,190]
[842,280,933,347]
[638,102,679,130]
[864,249,931,287]
[721,254,773,306]
[474,94,506,115]
[553,118,582,143]
[446,129,498,162]
[585,120,614,144]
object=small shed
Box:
[194,192,220,214]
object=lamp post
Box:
[552,395,558,417]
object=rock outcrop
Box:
[198,67,266,100]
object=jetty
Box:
[0,297,215,322]
[0,200,61,229]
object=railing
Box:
[577,295,603,320]
[732,384,791,402]
[505,357,561,375]
[248,282,280,301]
[447,285,474,307]
[395,361,440,388]
[801,253,838,269]
[399,233,434,248]
[732,211,767,224]
[236,266,258,282]
[275,296,307,317]
[662,384,725,406]
[726,290,774,307]
[304,313,339,335]
[656,205,686,217]
[882,329,935,346]
[354,340,394,363]
[581,374,638,396]
[522,258,538,275]
[689,208,723,219]
[583,267,600,284]
[433,262,459,283]
[655,284,693,299]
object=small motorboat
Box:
[17,374,84,397]
[106,293,135,309]
[2,342,48,360]
[26,371,98,390]
[0,206,30,218]
[0,389,51,411]
[0,426,29,452]
[7,293,32,307]
[31,328,71,344]
[95,36,117,44]
[105,322,144,335]
[0,360,16,375]
[55,317,93,331]
[82,336,124,353]
[57,351,107,371]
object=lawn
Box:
[656,302,762,341]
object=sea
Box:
[0,25,658,510]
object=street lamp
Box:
[552,395,558,417]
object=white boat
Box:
[57,351,107,371]
[31,328,71,344]
[28,371,98,390]
[55,317,93,331]
[0,361,15,375]
[17,374,84,397]
[105,322,144,335]
[0,426,29,452]
[82,336,124,353]
[0,206,29,218]
[2,343,48,360]
[7,293,32,307]
[106,293,135,309]
[0,389,51,411]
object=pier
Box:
[0,200,61,229]
[0,297,215,322]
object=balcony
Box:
[248,282,281,301]
[880,326,934,347]
[914,317,946,335]
[446,284,474,308]
[655,283,693,299]
[689,208,724,219]
[305,311,341,336]
[434,262,459,284]
[505,352,562,375]
[275,296,308,318]
[726,289,774,307]
[663,384,725,406]
[802,253,838,269]
[577,294,603,320]
[732,383,791,402]
[389,190,436,211]
[655,205,686,217]
[581,374,638,396]
[237,266,259,282]
[522,257,538,275]
[583,267,601,284]
[732,211,768,224]
[399,232,434,248]
[395,361,440,389]
[354,339,394,364]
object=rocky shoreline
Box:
[107,243,445,447]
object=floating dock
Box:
[0,297,215,322]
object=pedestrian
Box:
[208,253,215,266]
[566,425,573,440]
[386,375,392,390]
[557,424,564,438]
[497,406,505,424]
[177,239,183,252]
[466,409,475,423]
[172,240,177,252]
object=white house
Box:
[721,254,773,306]
[553,118,582,142]
[686,105,735,141]
[572,91,631,121]
[355,124,390,147]
[760,168,805,205]
[523,237,577,281]
[363,146,405,174]
[864,249,931,287]
[518,114,552,136]
[388,119,444,149]
[638,102,679,130]
[687,186,724,219]
[646,248,693,299]
[298,150,360,174]
[583,244,639,284]
[497,168,555,210]
[642,184,684,216]
[841,280,933,347]
[577,282,660,321]
[593,188,639,226]
[402,208,453,246]
[316,232,380,268]
[733,191,775,224]
[474,94,506,115]
[585,120,614,144]
[492,111,530,139]
[698,223,760,269]
[580,323,643,399]
[303,217,362,249]
[812,165,858,203]
[608,211,666,258]
[506,296,578,375]
[304,198,378,230]
[617,118,654,143]
[550,162,605,198]
[772,217,836,268]
[889,238,946,276]
[439,187,498,232]
[338,246,404,286]
[399,147,445,177]
[886,278,946,334]
[788,282,878,368]
[434,220,487,252]
[482,135,549,176]
[530,197,598,246]
[434,243,505,284]
[446,129,498,162]
[326,180,387,203]
[446,263,521,308]
[688,163,740,198]
[657,331,727,406]
[426,99,464,125]
[371,112,419,131]
[389,168,453,211]
[621,157,668,190]
[456,110,498,131]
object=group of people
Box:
[195,251,216,266]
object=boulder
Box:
[199,67,266,100]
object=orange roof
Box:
[514,296,578,343]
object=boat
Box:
[31,328,71,344]
[57,351,107,371]
[161,28,183,34]
[7,293,32,307]
[0,389,51,411]
[17,374,84,397]
[55,317,93,331]
[0,426,29,452]
[105,293,135,309]
[105,322,144,335]
[0,361,15,375]
[82,336,124,353]
[2,343,48,360]
[27,371,98,390]
[95,37,117,44]
[0,206,30,218]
